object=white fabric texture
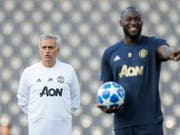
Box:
[17,60,80,135]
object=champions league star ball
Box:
[97,81,125,108]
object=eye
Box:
[125,18,131,22]
[48,46,54,49]
[42,46,46,49]
[135,17,141,21]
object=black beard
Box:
[123,27,142,40]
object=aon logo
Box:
[40,86,63,97]
[119,65,144,78]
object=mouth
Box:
[129,27,138,33]
[45,55,51,58]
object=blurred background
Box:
[0,0,179,135]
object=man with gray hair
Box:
[17,33,80,135]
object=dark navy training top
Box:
[100,35,168,129]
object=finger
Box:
[173,50,180,56]
[97,104,105,108]
[173,55,180,61]
[97,104,108,111]
[112,106,116,110]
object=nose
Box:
[130,19,137,25]
[45,48,50,53]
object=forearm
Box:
[17,95,29,115]
[158,46,175,61]
[18,102,29,115]
[18,103,29,115]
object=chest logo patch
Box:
[57,76,64,83]
[139,49,148,58]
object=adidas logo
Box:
[113,55,121,61]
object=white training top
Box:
[17,60,80,135]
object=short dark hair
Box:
[121,6,141,19]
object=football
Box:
[97,81,125,108]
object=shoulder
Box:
[23,62,41,74]
[56,60,75,71]
[103,41,122,57]
[25,62,40,70]
[142,35,167,44]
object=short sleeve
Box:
[100,49,113,82]
[154,37,169,51]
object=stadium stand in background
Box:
[0,0,179,135]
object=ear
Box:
[57,48,60,53]
[119,19,123,27]
[38,47,41,53]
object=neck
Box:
[124,35,141,45]
[41,60,56,68]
